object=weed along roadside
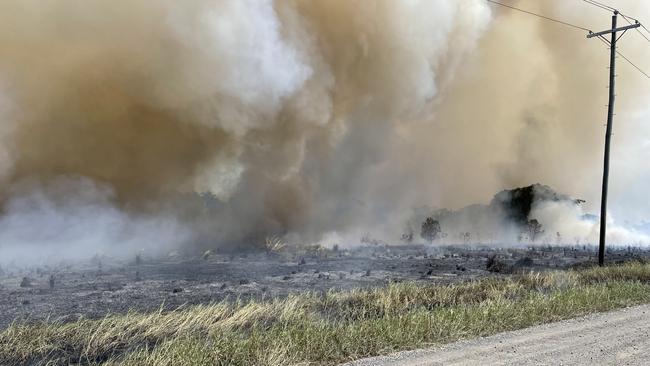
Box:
[3,262,650,365]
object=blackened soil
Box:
[0,244,645,329]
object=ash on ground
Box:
[1,244,647,329]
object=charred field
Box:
[2,243,648,330]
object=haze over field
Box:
[0,0,649,263]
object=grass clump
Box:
[3,262,650,365]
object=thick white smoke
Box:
[0,178,189,265]
[531,200,650,246]
[0,0,648,263]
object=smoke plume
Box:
[0,0,649,262]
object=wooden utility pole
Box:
[587,11,640,266]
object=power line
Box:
[627,18,650,41]
[582,0,615,13]
[487,1,649,79]
[585,0,615,10]
[489,0,650,80]
[580,0,644,27]
[582,0,650,40]
[579,1,650,78]
[641,23,650,38]
[617,13,645,30]
[616,50,650,78]
[595,33,650,79]
[619,13,650,42]
[486,0,592,32]
[624,15,650,41]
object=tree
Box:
[526,219,544,242]
[421,217,442,243]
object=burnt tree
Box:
[421,217,442,243]
[526,219,544,242]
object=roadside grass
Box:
[3,262,650,365]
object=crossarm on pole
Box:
[588,22,640,38]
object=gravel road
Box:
[345,303,650,366]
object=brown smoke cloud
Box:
[0,0,649,261]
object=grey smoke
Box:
[0,0,649,263]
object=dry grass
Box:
[3,262,650,365]
[264,236,287,253]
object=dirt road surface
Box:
[345,303,650,366]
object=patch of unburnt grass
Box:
[3,263,650,365]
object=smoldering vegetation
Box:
[404,183,650,248]
[3,239,650,331]
[3,182,649,333]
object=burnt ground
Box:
[0,244,648,329]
